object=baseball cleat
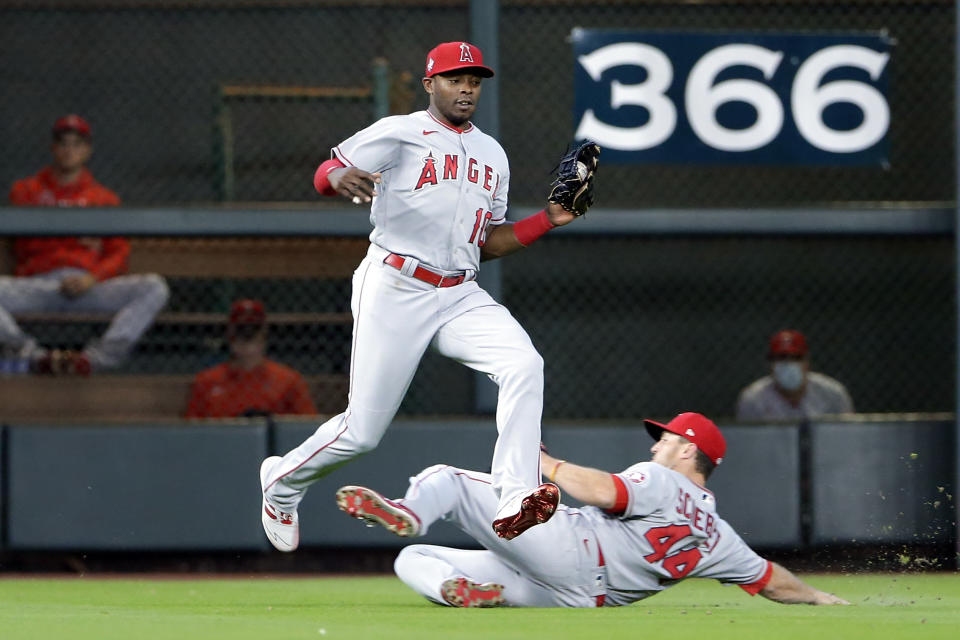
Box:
[491,483,560,541]
[335,485,421,537]
[441,577,505,608]
[260,456,300,552]
[30,349,91,376]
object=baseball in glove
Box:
[548,140,600,216]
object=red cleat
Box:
[335,485,421,537]
[491,483,560,540]
[31,349,91,376]
[441,577,505,608]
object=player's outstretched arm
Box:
[759,562,850,605]
[540,452,617,509]
[480,202,579,261]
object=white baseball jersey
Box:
[736,371,854,421]
[332,110,509,272]
[582,462,769,605]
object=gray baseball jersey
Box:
[390,462,771,608]
[582,461,770,605]
[332,110,508,272]
[264,109,545,533]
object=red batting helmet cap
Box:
[768,329,808,358]
[52,114,92,139]
[644,412,727,466]
[229,299,266,326]
[425,41,494,78]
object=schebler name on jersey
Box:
[675,487,721,551]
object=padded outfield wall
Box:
[0,417,953,553]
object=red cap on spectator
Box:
[768,329,808,358]
[52,114,92,139]
[229,299,266,326]
[644,412,726,465]
[425,41,494,78]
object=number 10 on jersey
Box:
[469,208,494,246]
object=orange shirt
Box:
[8,166,128,280]
[185,359,318,418]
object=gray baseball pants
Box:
[0,267,169,370]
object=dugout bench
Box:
[0,236,366,421]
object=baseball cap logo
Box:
[426,58,435,72]
[685,428,696,437]
[459,42,474,62]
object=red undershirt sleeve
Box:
[604,474,629,516]
[738,560,774,595]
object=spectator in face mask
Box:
[735,329,853,421]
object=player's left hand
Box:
[546,201,577,227]
[60,273,96,298]
[815,592,851,605]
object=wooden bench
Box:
[0,236,365,422]
[0,373,349,423]
[3,236,367,326]
[11,310,353,326]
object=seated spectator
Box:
[1,114,169,375]
[185,299,318,418]
[735,329,854,421]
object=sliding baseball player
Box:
[336,412,849,608]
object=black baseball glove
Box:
[547,140,601,216]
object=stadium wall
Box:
[0,416,953,553]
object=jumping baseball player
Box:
[260,41,599,551]
[336,412,850,608]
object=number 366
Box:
[575,43,890,154]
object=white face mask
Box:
[773,361,805,392]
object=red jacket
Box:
[185,359,318,418]
[8,166,127,280]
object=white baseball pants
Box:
[0,267,169,370]
[264,244,545,522]
[392,464,607,607]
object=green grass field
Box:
[1,572,958,640]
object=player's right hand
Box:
[60,273,96,298]
[329,167,382,204]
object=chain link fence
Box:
[502,0,955,207]
[0,1,955,422]
[509,233,955,419]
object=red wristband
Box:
[313,157,347,196]
[512,209,555,246]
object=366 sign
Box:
[572,30,892,165]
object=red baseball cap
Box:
[425,41,494,78]
[229,299,266,326]
[644,412,726,465]
[768,329,808,358]
[52,114,92,139]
